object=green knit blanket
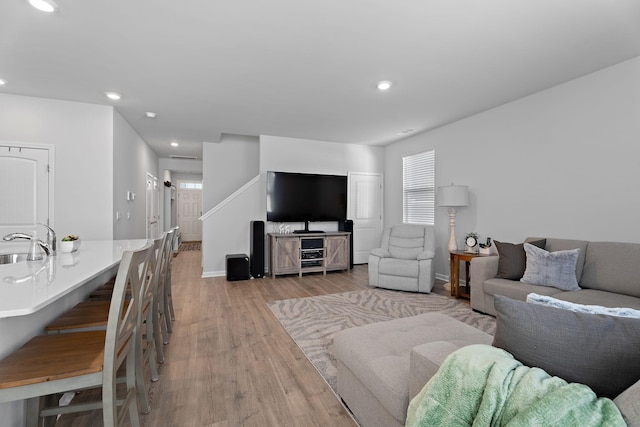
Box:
[406,345,625,427]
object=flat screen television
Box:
[266,171,347,230]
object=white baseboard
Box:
[435,273,467,285]
[435,273,449,282]
[201,270,226,278]
[201,269,269,278]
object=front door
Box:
[177,181,202,242]
[348,172,383,264]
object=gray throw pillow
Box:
[494,239,546,280]
[492,295,640,398]
[521,243,580,290]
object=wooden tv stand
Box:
[268,232,350,278]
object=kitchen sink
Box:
[0,253,29,265]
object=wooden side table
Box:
[449,250,492,299]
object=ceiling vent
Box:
[169,155,198,160]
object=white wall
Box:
[113,110,159,239]
[201,176,264,276]
[200,134,260,275]
[158,157,203,174]
[384,56,640,278]
[202,134,260,212]
[260,135,384,175]
[0,93,114,241]
[172,172,202,183]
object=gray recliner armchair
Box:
[368,224,435,293]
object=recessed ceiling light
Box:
[170,142,179,147]
[28,0,58,13]
[145,112,157,119]
[377,80,392,91]
[105,92,121,101]
[0,78,6,85]
[398,129,415,135]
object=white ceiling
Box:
[1,1,639,159]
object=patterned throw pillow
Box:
[521,243,580,290]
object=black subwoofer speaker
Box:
[226,254,249,281]
[250,220,265,278]
[339,219,354,268]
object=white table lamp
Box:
[437,184,469,252]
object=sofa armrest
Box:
[470,256,499,313]
[470,255,499,284]
[417,250,435,260]
[409,341,462,401]
[615,378,640,426]
[370,247,390,258]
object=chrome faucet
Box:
[2,223,57,256]
[39,223,57,255]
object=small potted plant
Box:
[60,234,81,253]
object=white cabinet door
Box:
[348,172,383,264]
[146,174,160,239]
[0,144,51,237]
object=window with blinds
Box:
[403,150,435,225]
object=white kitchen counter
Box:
[0,239,148,318]
[0,239,149,427]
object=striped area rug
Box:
[268,288,496,394]
[179,241,201,251]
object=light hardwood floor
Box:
[55,250,452,426]
[55,250,367,426]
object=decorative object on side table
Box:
[479,237,492,255]
[59,234,81,253]
[437,184,469,251]
[464,232,479,253]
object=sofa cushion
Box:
[492,295,640,398]
[483,277,562,301]
[551,289,640,311]
[521,243,580,291]
[379,258,419,278]
[331,313,492,422]
[614,379,640,426]
[580,241,640,298]
[494,239,546,280]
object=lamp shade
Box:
[437,185,469,207]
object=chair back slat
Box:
[145,236,165,310]
[158,230,174,290]
[104,244,152,377]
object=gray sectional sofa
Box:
[332,307,640,426]
[331,237,640,426]
[470,237,640,316]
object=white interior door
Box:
[177,181,202,242]
[146,173,160,239]
[0,143,52,240]
[348,172,383,264]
